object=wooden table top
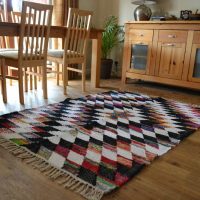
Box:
[0,22,103,39]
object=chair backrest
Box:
[0,9,6,22]
[64,8,93,60]
[11,11,34,23]
[18,1,53,64]
[11,11,35,48]
[11,11,23,23]
[0,9,7,48]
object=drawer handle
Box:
[168,34,177,38]
[138,34,144,37]
[136,42,146,45]
[163,43,175,47]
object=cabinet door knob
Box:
[139,34,144,37]
[168,34,177,38]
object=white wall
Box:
[157,0,200,17]
[79,0,98,26]
[80,0,200,26]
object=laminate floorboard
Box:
[0,79,199,200]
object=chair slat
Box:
[35,10,41,58]
[30,9,36,60]
[39,10,47,59]
[25,8,32,60]
[47,7,92,94]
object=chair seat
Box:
[0,51,44,60]
[0,51,19,59]
[48,49,64,58]
[48,49,83,58]
[0,48,18,51]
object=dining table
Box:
[0,22,103,88]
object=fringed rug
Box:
[0,91,200,200]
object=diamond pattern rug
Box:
[0,91,200,200]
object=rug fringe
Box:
[0,136,104,200]
[123,89,200,108]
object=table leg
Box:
[91,32,102,88]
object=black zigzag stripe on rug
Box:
[0,91,200,200]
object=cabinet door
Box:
[158,42,185,79]
[188,44,200,83]
[128,41,152,75]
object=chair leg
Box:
[30,67,33,90]
[34,66,37,90]
[63,65,67,95]
[66,67,68,87]
[82,62,86,92]
[1,59,7,103]
[65,65,68,86]
[42,65,48,99]
[24,67,28,92]
[56,63,60,86]
[38,66,41,81]
[9,67,12,86]
[18,68,24,105]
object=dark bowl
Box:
[189,14,200,20]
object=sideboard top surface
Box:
[125,21,200,30]
[126,20,200,24]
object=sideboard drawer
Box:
[193,31,200,43]
[158,30,188,43]
[129,29,153,42]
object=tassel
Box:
[0,136,105,200]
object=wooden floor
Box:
[0,79,200,200]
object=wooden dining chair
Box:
[0,9,16,86]
[0,1,53,104]
[47,8,93,94]
[1,10,40,88]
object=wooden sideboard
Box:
[121,21,200,90]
